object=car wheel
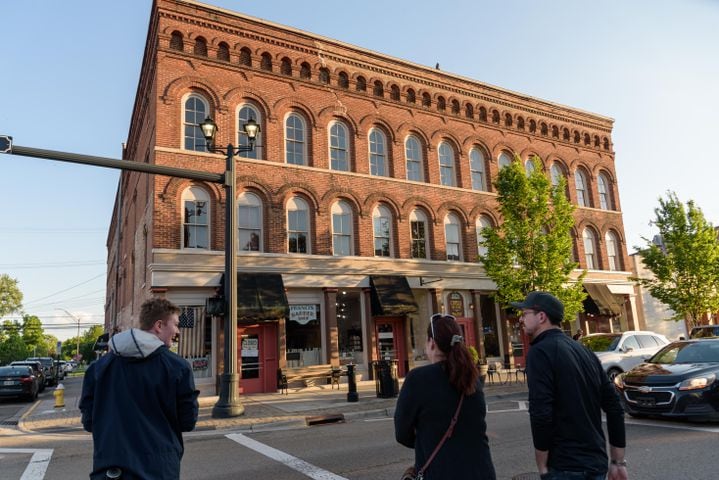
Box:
[607,368,622,381]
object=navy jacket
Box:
[395,362,496,479]
[79,329,199,480]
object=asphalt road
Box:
[2,397,719,479]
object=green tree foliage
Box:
[635,192,719,328]
[21,315,47,355]
[480,156,586,320]
[0,320,29,364]
[0,274,23,317]
[63,325,105,361]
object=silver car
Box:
[581,331,670,380]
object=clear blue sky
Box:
[1,0,717,340]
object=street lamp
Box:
[56,308,81,359]
[199,116,260,418]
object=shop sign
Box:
[289,304,318,324]
[448,291,465,317]
[241,337,259,357]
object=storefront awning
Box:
[230,273,289,322]
[584,283,623,316]
[369,275,419,316]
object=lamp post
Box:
[56,307,81,358]
[199,116,260,418]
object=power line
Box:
[0,227,106,233]
[0,260,105,269]
[22,272,106,306]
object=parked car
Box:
[54,360,67,380]
[26,357,58,386]
[690,325,719,339]
[9,361,46,392]
[0,365,40,401]
[614,338,719,421]
[581,331,670,380]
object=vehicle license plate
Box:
[3,380,15,386]
[636,396,656,407]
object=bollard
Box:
[53,383,65,408]
[346,363,358,402]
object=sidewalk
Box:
[18,379,528,434]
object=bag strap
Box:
[417,394,464,477]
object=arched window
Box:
[573,131,581,143]
[332,201,353,256]
[182,187,210,249]
[300,62,311,79]
[465,103,474,119]
[237,104,261,159]
[525,158,537,176]
[498,151,512,170]
[550,162,565,187]
[563,128,570,141]
[444,214,462,261]
[287,197,310,253]
[329,121,349,171]
[605,231,621,271]
[183,94,208,151]
[238,192,262,252]
[469,148,487,191]
[405,135,423,182]
[239,47,252,67]
[422,92,431,107]
[505,113,513,127]
[479,107,487,122]
[438,142,455,187]
[552,126,559,138]
[476,215,493,258]
[598,173,612,210]
[356,76,367,92]
[338,71,349,89]
[319,68,330,84]
[260,52,272,71]
[410,209,429,259]
[575,169,589,207]
[373,205,393,257]
[193,36,207,56]
[517,117,525,130]
[491,110,500,124]
[529,119,537,133]
[451,99,460,114]
[594,135,600,147]
[285,114,307,165]
[217,42,230,62]
[170,31,183,51]
[406,88,416,104]
[373,81,384,97]
[281,57,292,76]
[390,85,400,101]
[437,96,446,111]
[541,122,548,136]
[369,128,387,176]
[603,138,610,150]
[583,228,597,269]
[584,133,591,145]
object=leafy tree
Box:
[480,156,586,320]
[63,325,105,362]
[22,315,47,355]
[634,192,719,329]
[0,274,23,317]
[0,320,29,364]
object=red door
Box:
[455,317,476,350]
[374,317,407,377]
[238,323,278,394]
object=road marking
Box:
[227,433,348,480]
[625,418,719,433]
[0,448,53,480]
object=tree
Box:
[22,315,47,356]
[480,156,586,320]
[634,192,719,329]
[0,274,23,317]
[0,320,29,364]
[63,325,105,361]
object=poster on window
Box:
[241,337,259,357]
[289,304,318,324]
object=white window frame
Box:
[583,228,597,269]
[373,205,393,257]
[285,113,307,166]
[476,215,492,258]
[498,151,513,170]
[469,148,486,191]
[438,142,455,187]
[369,128,387,176]
[237,104,262,159]
[405,136,423,181]
[575,169,589,207]
[238,192,262,252]
[331,201,353,256]
[329,121,350,171]
[182,93,209,152]
[409,209,429,259]
[181,186,210,249]
[550,163,564,187]
[525,158,536,176]
[606,231,619,271]
[287,197,310,254]
[444,213,462,261]
[598,173,611,210]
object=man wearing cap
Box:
[512,291,627,480]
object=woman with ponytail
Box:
[394,314,496,479]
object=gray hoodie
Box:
[109,328,164,358]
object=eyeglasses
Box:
[520,309,539,319]
[430,313,456,339]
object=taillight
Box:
[21,376,34,384]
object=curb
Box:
[17,398,44,433]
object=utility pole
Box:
[56,308,81,358]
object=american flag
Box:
[179,307,195,328]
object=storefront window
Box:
[337,291,362,364]
[177,306,212,378]
[286,304,322,366]
[480,295,500,357]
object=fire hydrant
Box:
[53,383,65,408]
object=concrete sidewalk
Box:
[18,379,528,434]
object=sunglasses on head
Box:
[429,313,456,339]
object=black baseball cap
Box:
[510,291,564,324]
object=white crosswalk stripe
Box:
[0,448,53,480]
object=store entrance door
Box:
[238,323,278,394]
[374,317,407,377]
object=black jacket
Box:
[527,328,625,474]
[394,362,496,479]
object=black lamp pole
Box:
[200,117,260,418]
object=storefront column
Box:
[625,294,640,331]
[323,288,340,368]
[471,290,486,361]
[429,288,441,313]
[362,287,375,379]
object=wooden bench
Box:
[277,365,344,394]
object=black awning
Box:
[236,273,289,322]
[369,275,419,316]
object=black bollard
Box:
[346,363,358,402]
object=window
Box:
[217,42,230,62]
[410,209,428,259]
[498,151,512,170]
[451,99,460,115]
[583,228,597,269]
[338,71,349,89]
[606,231,620,271]
[445,214,462,261]
[438,142,455,186]
[300,62,311,79]
[422,92,431,107]
[575,169,589,207]
[517,117,525,130]
[529,119,536,133]
[505,113,513,127]
[406,88,416,104]
[437,96,446,111]
[193,36,207,56]
[239,47,252,67]
[238,192,262,251]
[182,187,209,249]
[465,103,474,118]
[479,107,487,122]
[281,57,292,76]
[170,31,183,51]
[285,114,306,165]
[405,136,423,181]
[525,158,536,176]
[319,68,330,84]
[356,76,366,92]
[373,81,384,97]
[287,197,309,253]
[369,128,387,176]
[491,110,500,124]
[598,173,612,210]
[332,201,353,256]
[238,104,261,159]
[261,52,272,71]
[329,121,349,171]
[390,85,400,101]
[373,205,393,257]
[550,163,565,187]
[469,148,487,191]
[183,94,208,151]
[476,215,492,258]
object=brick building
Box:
[107,0,638,393]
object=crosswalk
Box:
[0,449,53,480]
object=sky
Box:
[1,0,717,341]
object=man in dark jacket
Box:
[79,298,199,480]
[512,291,628,480]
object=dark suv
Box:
[689,325,719,339]
[10,361,46,392]
[26,357,58,386]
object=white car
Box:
[580,331,670,380]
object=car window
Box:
[636,335,660,348]
[653,341,719,364]
[0,366,32,376]
[622,335,640,350]
[581,334,621,352]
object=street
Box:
[2,383,719,479]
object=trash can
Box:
[372,360,399,398]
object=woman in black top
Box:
[394,314,496,479]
